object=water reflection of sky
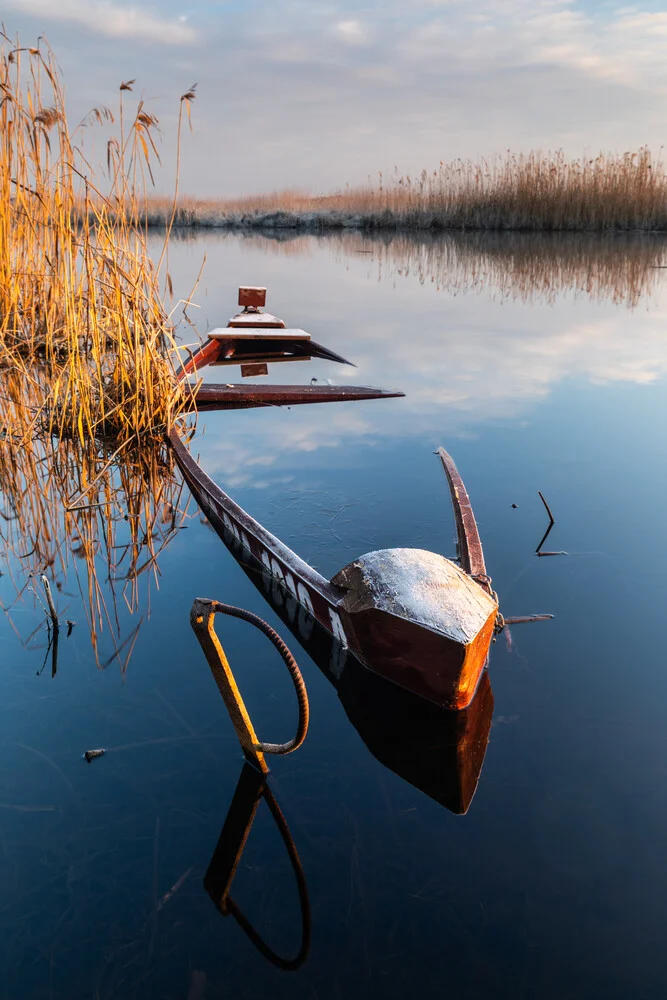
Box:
[2,232,667,1000]
[163,231,667,489]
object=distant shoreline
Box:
[143,209,667,234]
[137,148,667,233]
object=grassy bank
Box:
[144,149,667,232]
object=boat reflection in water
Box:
[336,656,493,815]
[202,557,494,969]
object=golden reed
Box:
[0,35,196,669]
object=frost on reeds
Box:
[0,36,196,670]
[149,149,667,232]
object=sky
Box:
[3,0,667,196]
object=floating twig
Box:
[538,491,555,526]
[0,802,57,813]
[535,491,558,554]
[503,614,554,624]
[157,866,193,912]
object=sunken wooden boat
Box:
[171,286,500,710]
[215,533,495,812]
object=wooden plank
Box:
[187,331,353,368]
[227,312,285,329]
[192,383,405,411]
[177,337,223,378]
[209,328,311,341]
[436,447,489,588]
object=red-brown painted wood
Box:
[193,383,404,411]
[437,447,489,590]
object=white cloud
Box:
[5,0,197,44]
[333,20,370,45]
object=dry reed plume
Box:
[0,35,197,670]
[144,149,667,232]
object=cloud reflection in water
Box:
[162,230,667,483]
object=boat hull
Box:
[170,429,496,709]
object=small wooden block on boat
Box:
[238,286,266,308]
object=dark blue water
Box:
[2,233,667,999]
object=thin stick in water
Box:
[538,490,555,525]
[40,575,59,630]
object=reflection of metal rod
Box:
[538,490,555,526]
[190,598,309,773]
[205,762,311,972]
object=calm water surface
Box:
[2,232,667,999]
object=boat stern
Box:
[332,548,498,710]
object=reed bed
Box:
[0,36,196,669]
[144,149,667,232]
[0,39,193,441]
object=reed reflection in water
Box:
[0,365,192,673]
[186,229,667,308]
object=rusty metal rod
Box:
[190,598,309,772]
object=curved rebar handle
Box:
[190,597,310,772]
